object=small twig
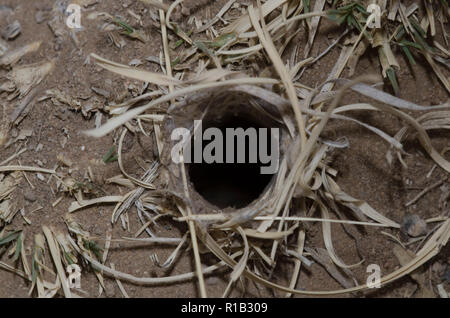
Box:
[0,147,27,166]
[0,165,55,174]
[18,159,35,190]
[178,215,392,227]
[111,263,130,298]
[405,178,447,207]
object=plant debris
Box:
[0,0,449,299]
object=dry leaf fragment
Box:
[7,60,55,98]
[0,41,42,67]
[108,31,127,49]
[42,89,81,111]
[57,154,73,167]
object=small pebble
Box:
[1,20,21,40]
[181,6,190,16]
[35,11,48,24]
[445,269,450,283]
[206,276,219,286]
[24,190,37,202]
[129,59,143,67]
[401,214,427,237]
[432,262,446,277]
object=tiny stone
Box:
[10,128,18,138]
[431,262,446,277]
[54,42,62,51]
[445,269,450,283]
[129,59,142,67]
[401,214,427,237]
[24,190,37,202]
[206,276,219,285]
[35,11,47,24]
[181,6,190,16]
[2,20,21,40]
[54,111,68,121]
[36,173,45,181]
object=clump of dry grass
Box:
[1,0,449,298]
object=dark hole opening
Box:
[188,114,278,209]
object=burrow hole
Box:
[188,113,279,209]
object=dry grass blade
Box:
[67,234,239,285]
[248,5,307,146]
[304,0,326,58]
[179,214,391,227]
[83,77,277,138]
[339,80,450,110]
[110,263,129,298]
[121,237,182,244]
[222,226,249,298]
[151,233,187,269]
[243,225,297,240]
[139,0,170,11]
[42,226,71,298]
[91,53,180,86]
[320,203,364,269]
[69,195,125,213]
[286,230,305,297]
[0,148,27,166]
[223,0,288,34]
[0,41,41,67]
[178,154,207,298]
[0,165,55,174]
[117,129,158,190]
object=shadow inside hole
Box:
[188,114,278,209]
